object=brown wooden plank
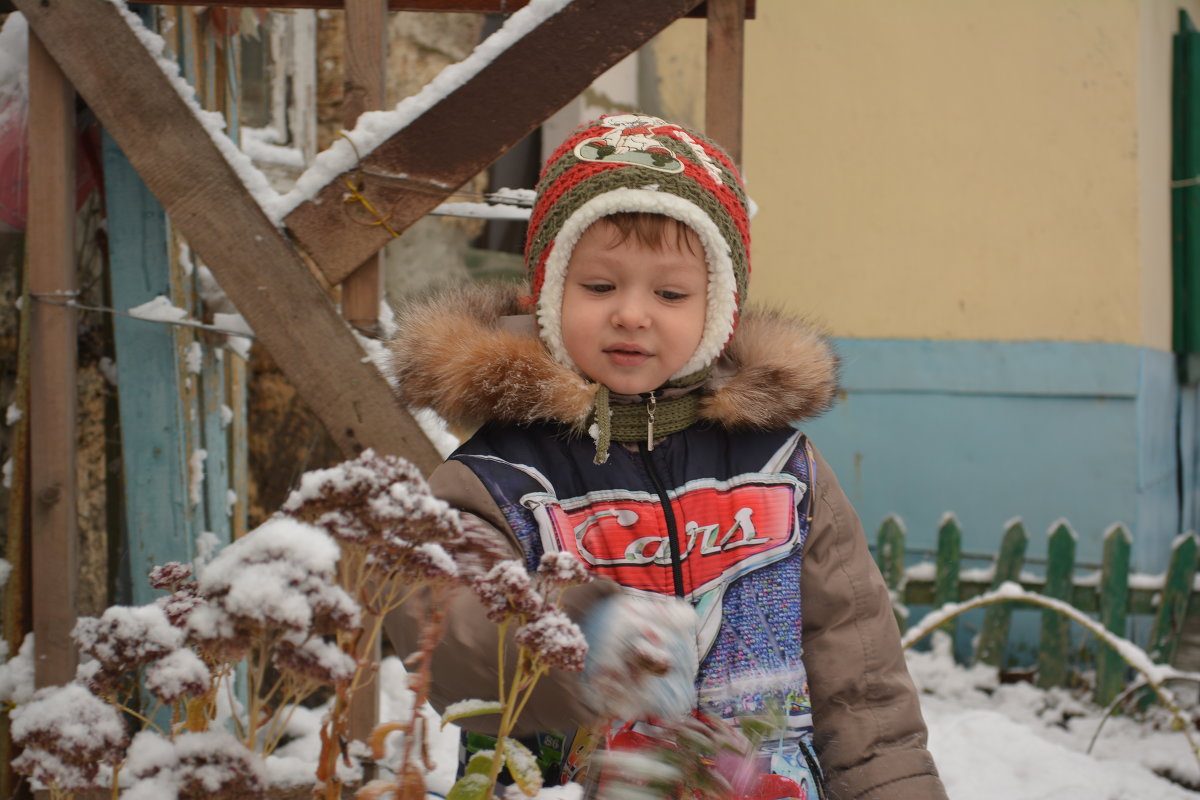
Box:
[14,0,442,475]
[26,30,79,690]
[283,0,704,286]
[143,1,755,19]
[705,0,745,165]
[342,0,388,336]
[343,1,388,749]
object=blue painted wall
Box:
[801,339,1183,575]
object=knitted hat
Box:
[525,114,751,382]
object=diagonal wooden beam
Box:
[14,0,442,474]
[283,0,703,286]
[141,1,753,19]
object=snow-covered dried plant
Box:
[431,552,592,800]
[121,729,269,800]
[283,449,510,593]
[10,683,129,799]
[34,515,367,800]
[281,449,511,799]
[184,517,361,755]
[72,604,184,700]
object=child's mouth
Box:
[604,346,650,367]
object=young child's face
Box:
[560,219,707,395]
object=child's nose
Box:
[611,299,651,329]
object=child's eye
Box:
[657,290,688,301]
[583,283,615,294]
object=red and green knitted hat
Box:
[525,114,752,381]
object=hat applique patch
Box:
[574,114,685,174]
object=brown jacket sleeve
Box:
[802,445,948,800]
[382,459,619,737]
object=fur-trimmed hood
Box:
[387,282,839,434]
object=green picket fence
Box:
[874,515,1200,705]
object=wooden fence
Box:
[874,515,1200,705]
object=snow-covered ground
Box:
[911,635,1198,800]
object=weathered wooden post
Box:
[1037,520,1077,688]
[1095,524,1131,706]
[975,519,1028,667]
[934,514,962,639]
[27,25,79,691]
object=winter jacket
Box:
[383,283,947,800]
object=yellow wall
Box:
[650,1,1200,348]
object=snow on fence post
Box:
[1096,523,1132,706]
[1037,520,1077,689]
[1148,532,1200,665]
[974,519,1028,668]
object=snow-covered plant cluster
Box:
[8,515,355,798]
[431,552,593,800]
[4,448,590,799]
[281,450,592,800]
[281,448,515,799]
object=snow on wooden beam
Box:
[283,0,704,287]
[144,1,756,19]
[13,0,442,474]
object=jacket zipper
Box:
[638,440,685,598]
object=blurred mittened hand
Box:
[579,594,699,721]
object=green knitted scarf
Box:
[590,368,709,464]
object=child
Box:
[385,114,947,800]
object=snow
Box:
[123,729,269,798]
[273,0,572,220]
[106,0,282,220]
[98,355,119,385]
[185,341,203,375]
[2,457,10,490]
[189,448,207,507]
[910,634,1200,798]
[188,517,359,639]
[433,201,532,220]
[128,295,189,324]
[10,683,128,792]
[72,604,184,668]
[273,632,356,684]
[0,634,35,705]
[442,698,504,722]
[144,648,211,704]
[5,402,21,425]
[194,530,220,570]
[1047,516,1078,539]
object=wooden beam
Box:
[145,1,755,19]
[342,0,388,751]
[14,0,442,475]
[341,0,388,336]
[283,0,704,286]
[102,133,197,607]
[26,30,78,689]
[705,0,745,166]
